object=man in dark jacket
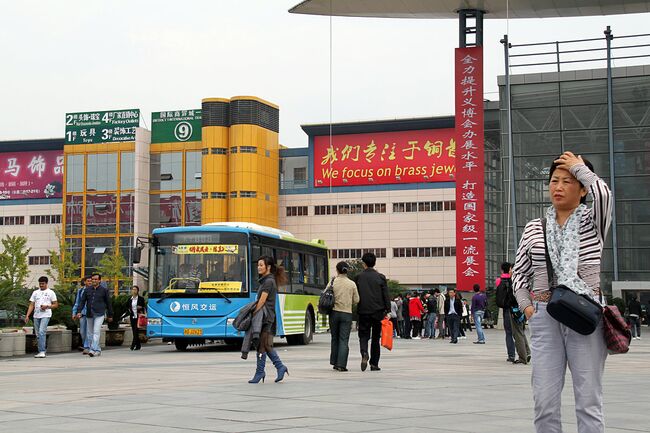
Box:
[355,252,390,371]
[444,288,463,344]
[628,294,642,340]
[76,273,113,357]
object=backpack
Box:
[318,278,336,315]
[495,277,516,309]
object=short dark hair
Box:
[448,288,456,293]
[501,262,512,274]
[132,285,139,293]
[361,252,376,268]
[473,284,480,292]
[548,155,594,205]
[336,261,349,274]
[38,276,48,284]
[433,288,440,294]
[84,275,92,281]
[91,273,101,280]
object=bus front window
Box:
[153,243,248,294]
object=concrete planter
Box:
[0,330,25,357]
[47,329,71,353]
[106,329,125,346]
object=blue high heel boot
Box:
[267,350,289,382]
[248,353,266,384]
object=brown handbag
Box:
[602,305,631,354]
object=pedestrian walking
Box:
[424,292,438,339]
[248,256,289,383]
[72,276,92,353]
[24,276,58,358]
[125,285,146,350]
[513,152,612,433]
[436,290,446,339]
[471,284,487,344]
[409,292,424,339]
[402,292,412,339]
[329,261,360,372]
[76,273,113,357]
[389,298,398,338]
[355,252,390,371]
[395,295,404,338]
[628,294,642,340]
[496,262,516,362]
[444,289,462,344]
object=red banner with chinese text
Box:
[313,129,456,187]
[454,47,485,292]
[0,150,64,200]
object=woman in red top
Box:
[408,294,425,339]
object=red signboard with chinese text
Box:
[0,151,64,200]
[313,129,456,187]
[454,47,485,292]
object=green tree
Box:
[96,244,131,295]
[46,230,80,292]
[0,235,30,290]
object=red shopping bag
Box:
[137,314,148,328]
[381,318,393,351]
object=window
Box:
[331,248,386,259]
[393,201,452,212]
[120,194,134,233]
[0,216,25,225]
[29,215,62,225]
[29,256,51,266]
[120,152,134,190]
[210,192,227,199]
[230,191,238,198]
[286,206,308,216]
[293,167,307,181]
[86,194,118,234]
[185,151,202,190]
[185,192,202,226]
[393,247,455,258]
[240,191,257,198]
[240,146,257,153]
[315,205,338,215]
[230,147,238,154]
[211,147,227,154]
[66,154,84,192]
[87,153,118,191]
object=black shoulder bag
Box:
[318,277,336,315]
[541,218,603,335]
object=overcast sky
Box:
[1,1,648,148]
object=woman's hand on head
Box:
[554,151,584,171]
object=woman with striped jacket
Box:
[513,151,612,433]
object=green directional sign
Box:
[64,109,140,144]
[151,109,202,143]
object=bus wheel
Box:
[287,310,314,345]
[174,339,189,351]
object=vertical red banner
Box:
[454,47,485,292]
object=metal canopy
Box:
[289,0,650,19]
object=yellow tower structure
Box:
[201,96,279,228]
[201,98,230,223]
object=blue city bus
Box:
[146,222,330,350]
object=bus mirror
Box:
[133,240,145,264]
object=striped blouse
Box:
[512,164,613,312]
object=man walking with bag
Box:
[355,252,390,372]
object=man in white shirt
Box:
[25,276,58,358]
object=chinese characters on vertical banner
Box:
[455,47,485,291]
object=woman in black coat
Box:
[125,285,146,350]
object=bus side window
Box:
[276,249,291,294]
[316,255,326,286]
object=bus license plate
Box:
[183,328,203,336]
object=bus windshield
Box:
[152,231,249,295]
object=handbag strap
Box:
[542,217,605,305]
[540,217,554,286]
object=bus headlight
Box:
[227,318,235,326]
[148,318,162,325]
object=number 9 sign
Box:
[174,122,193,142]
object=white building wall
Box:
[0,201,62,288]
[279,187,456,289]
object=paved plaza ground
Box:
[1,328,649,433]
